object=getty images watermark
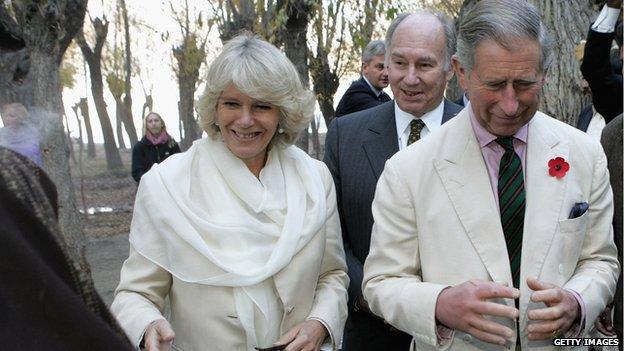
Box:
[554,337,620,347]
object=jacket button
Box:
[286,306,295,314]
[462,334,473,343]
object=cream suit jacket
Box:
[362,110,619,351]
[111,161,348,351]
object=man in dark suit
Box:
[580,0,622,121]
[334,40,391,117]
[324,11,462,351]
[598,114,623,343]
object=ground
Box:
[72,145,135,305]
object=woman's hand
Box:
[143,319,175,351]
[274,319,328,351]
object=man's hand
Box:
[143,319,175,351]
[526,278,580,340]
[355,294,372,314]
[435,280,520,345]
[274,319,327,351]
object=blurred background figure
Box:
[0,147,132,350]
[0,102,42,167]
[131,111,180,183]
[334,40,391,117]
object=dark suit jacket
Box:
[335,77,391,117]
[323,99,462,350]
[581,27,623,121]
[601,115,623,340]
[576,104,594,132]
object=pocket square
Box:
[568,202,589,219]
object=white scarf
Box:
[130,137,327,349]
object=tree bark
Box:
[114,96,127,149]
[531,0,593,125]
[76,20,124,170]
[5,0,91,276]
[78,97,96,158]
[283,0,315,153]
[120,0,139,145]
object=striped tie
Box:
[407,119,426,145]
[496,137,525,289]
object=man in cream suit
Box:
[362,1,620,350]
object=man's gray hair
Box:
[456,0,553,72]
[384,11,456,71]
[197,32,315,147]
[362,40,386,63]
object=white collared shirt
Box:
[362,76,382,98]
[395,100,445,150]
[592,4,620,33]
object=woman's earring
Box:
[278,126,284,134]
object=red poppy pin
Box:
[548,157,569,179]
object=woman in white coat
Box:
[111,33,348,351]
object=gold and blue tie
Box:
[496,137,525,289]
[407,119,426,146]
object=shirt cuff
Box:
[563,289,586,337]
[308,317,335,350]
[592,5,620,33]
[435,323,454,346]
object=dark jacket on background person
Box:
[601,114,623,341]
[581,27,623,120]
[0,147,133,350]
[131,136,181,182]
[335,77,391,117]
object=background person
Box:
[111,33,348,351]
[0,102,42,166]
[131,111,181,183]
[0,147,132,350]
[324,10,461,351]
[334,40,391,117]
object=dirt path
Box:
[86,233,129,306]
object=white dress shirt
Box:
[395,99,445,150]
[592,4,620,33]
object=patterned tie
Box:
[496,137,525,289]
[407,119,426,145]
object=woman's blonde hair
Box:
[197,33,315,147]
[143,112,176,148]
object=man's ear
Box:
[451,55,468,90]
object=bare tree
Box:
[170,0,210,150]
[76,17,124,170]
[78,97,96,158]
[119,0,139,145]
[0,0,91,274]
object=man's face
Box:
[362,55,388,89]
[387,15,452,117]
[453,39,544,137]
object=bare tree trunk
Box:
[310,56,339,128]
[120,0,139,145]
[446,0,479,102]
[63,106,77,164]
[114,97,127,149]
[284,0,315,153]
[531,0,593,125]
[71,103,84,146]
[7,0,91,276]
[77,20,124,170]
[78,98,96,158]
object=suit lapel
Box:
[433,111,512,284]
[519,113,569,324]
[362,102,399,179]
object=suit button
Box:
[286,306,295,314]
[462,334,473,343]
